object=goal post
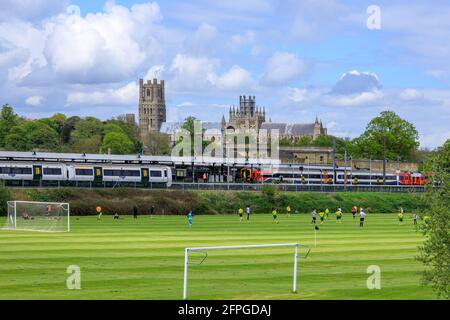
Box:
[182,243,310,300]
[3,201,70,233]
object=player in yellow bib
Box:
[325,208,330,218]
[319,211,326,224]
[398,213,404,224]
[286,206,291,217]
[272,208,279,224]
[335,208,343,224]
[238,208,244,222]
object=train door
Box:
[141,168,149,186]
[94,166,103,184]
[33,165,42,183]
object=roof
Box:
[260,122,316,136]
[160,122,222,134]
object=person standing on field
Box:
[359,208,366,227]
[311,209,317,224]
[150,205,155,218]
[96,206,102,221]
[412,213,418,225]
[133,206,138,219]
[238,208,244,222]
[246,205,251,221]
[351,206,357,219]
[272,207,279,224]
[286,205,291,217]
[187,210,193,228]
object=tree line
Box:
[280,110,426,162]
[0,104,142,154]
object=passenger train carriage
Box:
[0,162,172,187]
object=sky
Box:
[0,0,449,149]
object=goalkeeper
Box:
[96,206,103,221]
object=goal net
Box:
[182,243,310,300]
[3,201,70,232]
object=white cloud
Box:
[176,102,194,107]
[144,65,165,80]
[25,95,44,106]
[260,52,309,86]
[66,82,138,105]
[399,88,424,101]
[0,0,69,20]
[216,65,253,91]
[169,54,218,91]
[323,90,383,107]
[188,23,218,54]
[332,71,381,95]
[0,2,164,85]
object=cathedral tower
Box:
[138,78,166,137]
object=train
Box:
[0,162,172,187]
[239,166,427,186]
[0,151,427,187]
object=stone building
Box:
[224,95,266,132]
[260,117,327,141]
[138,78,166,137]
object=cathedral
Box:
[137,78,328,145]
[220,95,327,141]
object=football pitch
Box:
[0,213,436,300]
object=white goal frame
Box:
[5,201,70,233]
[183,243,309,300]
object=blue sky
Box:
[1,0,449,148]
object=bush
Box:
[7,188,427,216]
[0,186,11,216]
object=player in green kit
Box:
[272,208,279,224]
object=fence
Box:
[1,179,427,193]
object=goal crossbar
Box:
[5,201,70,233]
[183,243,308,300]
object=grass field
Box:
[0,213,437,300]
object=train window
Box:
[0,167,32,174]
[104,169,140,177]
[150,170,162,177]
[43,168,62,175]
[75,168,94,176]
[164,170,167,177]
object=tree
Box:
[143,132,171,155]
[70,117,103,153]
[417,140,450,299]
[24,121,59,151]
[102,132,134,154]
[71,117,103,140]
[0,104,19,147]
[61,116,80,144]
[4,126,28,151]
[352,111,419,161]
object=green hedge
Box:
[0,187,11,216]
[5,188,428,216]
